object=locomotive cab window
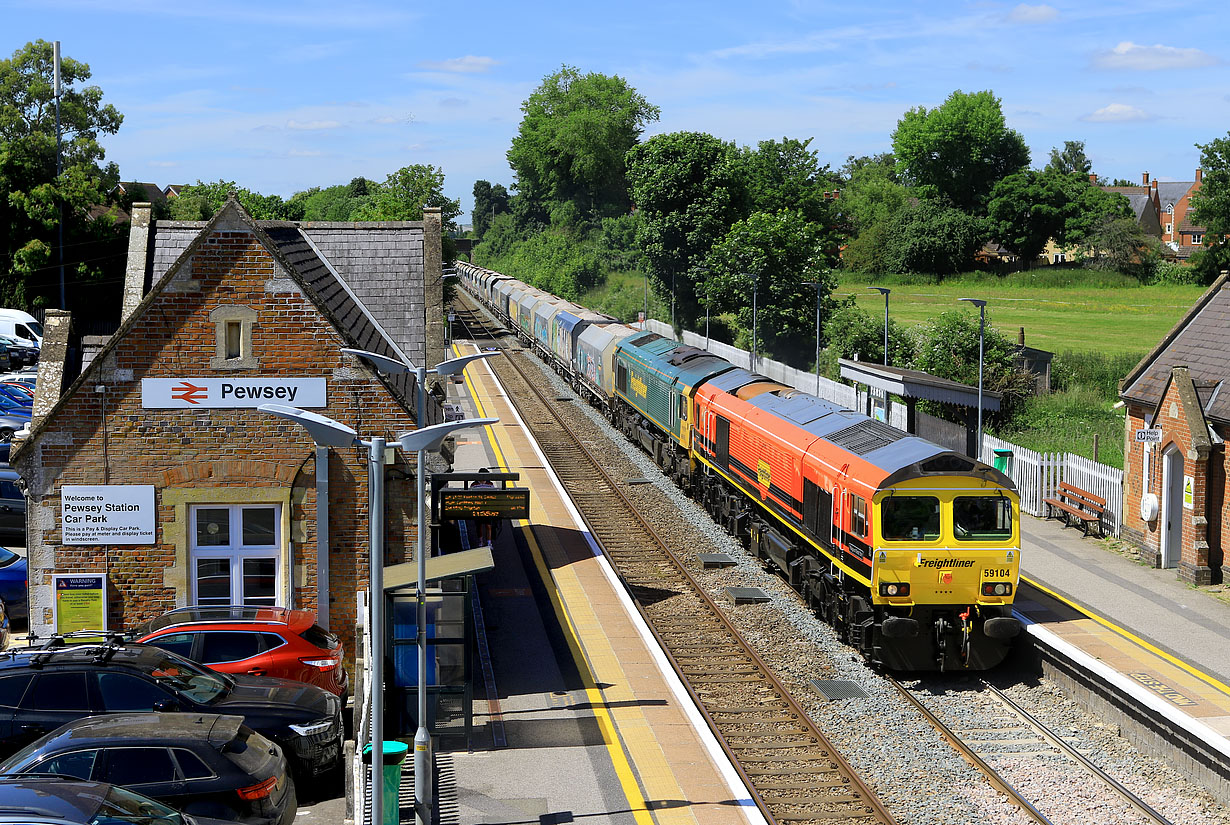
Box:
[850,495,867,538]
[953,496,1013,540]
[881,495,940,541]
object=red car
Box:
[133,605,349,698]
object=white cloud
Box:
[1081,103,1155,122]
[1007,4,1058,23]
[416,56,497,74]
[1095,41,1219,71]
[286,120,341,131]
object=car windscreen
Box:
[148,650,231,704]
[0,546,18,567]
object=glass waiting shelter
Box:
[383,545,494,744]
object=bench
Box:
[1042,482,1106,538]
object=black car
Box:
[0,640,342,779]
[0,775,233,824]
[0,714,295,825]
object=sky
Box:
[7,0,1230,223]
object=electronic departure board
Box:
[439,487,531,520]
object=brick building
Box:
[13,197,448,656]
[1119,271,1229,585]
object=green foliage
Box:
[477,226,601,301]
[891,89,1029,213]
[596,213,643,272]
[1044,141,1093,176]
[880,199,985,275]
[823,299,912,366]
[580,269,667,324]
[1062,181,1132,247]
[1082,215,1163,280]
[168,180,303,221]
[1050,349,1144,398]
[507,65,659,223]
[354,164,461,227]
[1149,259,1203,286]
[913,308,1035,420]
[740,137,838,223]
[1190,132,1230,237]
[991,386,1126,468]
[840,219,892,274]
[837,154,909,234]
[704,209,838,364]
[626,131,749,327]
[472,213,524,262]
[986,171,1070,264]
[290,183,368,221]
[1185,241,1230,285]
[0,40,125,310]
[470,180,509,239]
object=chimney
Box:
[1088,173,1098,184]
[1018,327,1026,347]
[1152,179,1158,191]
[1196,168,1203,184]
[1142,172,1150,186]
[29,310,72,431]
[122,202,153,323]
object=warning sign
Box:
[1183,476,1195,510]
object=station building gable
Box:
[14,197,436,652]
[1120,271,1229,584]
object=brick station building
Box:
[13,197,448,655]
[1119,271,1229,585]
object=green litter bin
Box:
[363,740,409,825]
[992,448,1013,474]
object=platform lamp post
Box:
[802,279,824,394]
[340,347,496,825]
[958,298,987,458]
[741,272,759,371]
[867,287,891,366]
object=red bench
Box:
[1042,482,1106,538]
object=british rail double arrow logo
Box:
[171,381,208,405]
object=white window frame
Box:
[189,504,283,607]
[1191,232,1204,245]
[1165,203,1174,215]
[1165,222,1173,235]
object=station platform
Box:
[1016,514,1230,791]
[433,344,765,825]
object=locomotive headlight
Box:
[878,582,910,597]
[981,582,1013,597]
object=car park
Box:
[0,338,36,369]
[0,774,234,825]
[0,547,25,629]
[133,606,348,699]
[0,713,296,825]
[0,469,25,541]
[0,640,342,779]
[0,387,29,409]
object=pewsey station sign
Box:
[142,378,327,409]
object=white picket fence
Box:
[979,433,1124,536]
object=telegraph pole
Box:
[54,41,66,309]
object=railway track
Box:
[453,297,897,825]
[894,678,1178,825]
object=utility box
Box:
[993,448,1014,475]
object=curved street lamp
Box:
[958,298,988,458]
[867,287,891,366]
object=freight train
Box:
[457,262,1021,671]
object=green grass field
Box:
[833,271,1206,355]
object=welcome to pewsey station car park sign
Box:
[141,378,327,409]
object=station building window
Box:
[209,305,258,369]
[189,504,281,606]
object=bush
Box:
[1051,350,1144,398]
[881,199,985,276]
[1150,259,1203,286]
[1186,242,1230,285]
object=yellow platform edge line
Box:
[455,343,659,825]
[1021,573,1230,698]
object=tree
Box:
[837,153,908,233]
[1,40,125,310]
[167,181,302,221]
[471,180,510,239]
[1083,215,1163,279]
[891,89,1029,213]
[627,131,749,327]
[986,171,1070,265]
[1044,140,1093,176]
[740,137,838,223]
[703,209,839,363]
[1190,132,1230,238]
[912,309,1035,420]
[507,66,659,222]
[354,164,461,227]
[1061,182,1132,248]
[881,199,985,275]
[289,182,369,221]
[824,300,912,366]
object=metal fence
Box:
[980,433,1124,536]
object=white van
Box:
[0,310,42,348]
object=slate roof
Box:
[1157,181,1195,208]
[116,182,168,203]
[1121,272,1230,425]
[1178,217,1206,232]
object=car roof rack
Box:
[11,631,129,667]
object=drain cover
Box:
[726,587,770,604]
[699,553,736,569]
[626,478,652,486]
[810,679,870,701]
